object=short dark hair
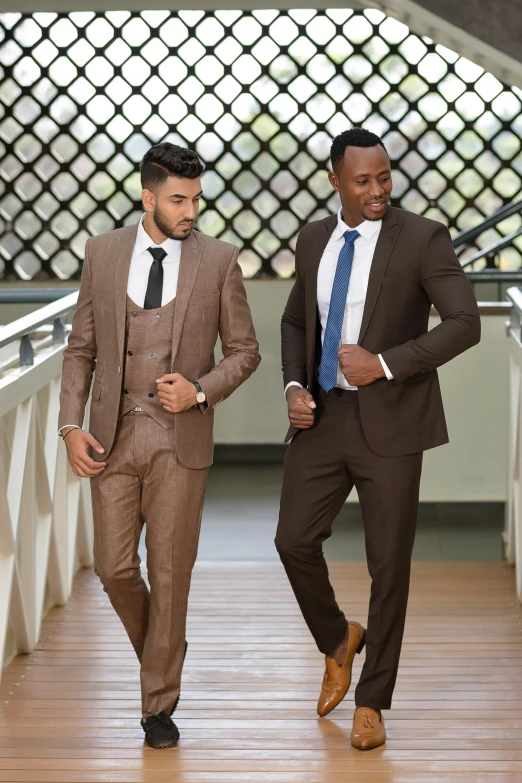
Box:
[330,128,388,172]
[140,142,204,190]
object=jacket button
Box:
[123,389,129,395]
[148,392,154,398]
[127,351,133,356]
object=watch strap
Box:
[193,380,208,408]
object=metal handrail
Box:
[0,291,78,366]
[460,227,522,269]
[467,270,522,282]
[453,198,522,249]
[0,288,77,304]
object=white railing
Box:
[506,287,522,601]
[0,291,93,670]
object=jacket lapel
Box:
[114,223,139,362]
[358,207,402,345]
[171,230,201,367]
[306,215,337,367]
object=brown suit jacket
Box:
[281,206,481,456]
[59,224,261,469]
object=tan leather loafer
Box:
[350,706,386,750]
[317,621,366,717]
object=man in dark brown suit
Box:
[275,128,480,750]
[58,143,260,748]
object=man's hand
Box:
[62,428,106,478]
[338,345,385,387]
[156,373,198,414]
[286,386,316,429]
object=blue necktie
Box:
[318,229,360,392]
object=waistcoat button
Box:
[151,353,157,358]
[156,313,162,319]
[131,311,137,317]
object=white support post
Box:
[0,293,93,671]
[506,288,522,601]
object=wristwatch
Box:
[193,380,207,406]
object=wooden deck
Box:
[1,561,522,782]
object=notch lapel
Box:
[171,230,201,367]
[114,223,139,363]
[305,215,337,360]
[358,207,402,346]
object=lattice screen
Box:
[0,8,521,280]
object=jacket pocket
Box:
[404,371,433,385]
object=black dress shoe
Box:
[141,713,179,749]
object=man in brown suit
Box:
[275,128,480,750]
[59,143,260,748]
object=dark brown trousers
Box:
[275,388,422,711]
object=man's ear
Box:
[328,170,339,192]
[141,188,156,213]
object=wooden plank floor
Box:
[1,561,522,782]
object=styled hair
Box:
[330,128,388,172]
[140,143,204,189]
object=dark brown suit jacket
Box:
[59,224,261,469]
[281,206,481,456]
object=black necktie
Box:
[144,247,167,310]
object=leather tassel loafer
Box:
[141,713,180,749]
[317,621,366,717]
[350,707,386,750]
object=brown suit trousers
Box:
[91,411,208,716]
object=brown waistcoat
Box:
[119,295,176,429]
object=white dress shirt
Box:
[127,213,182,307]
[60,214,182,435]
[285,209,393,395]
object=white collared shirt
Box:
[127,213,182,307]
[286,208,393,395]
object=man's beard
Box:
[153,206,193,241]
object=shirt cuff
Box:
[284,381,304,397]
[58,425,81,437]
[378,354,394,380]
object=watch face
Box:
[196,391,206,403]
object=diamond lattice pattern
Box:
[0,9,521,279]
